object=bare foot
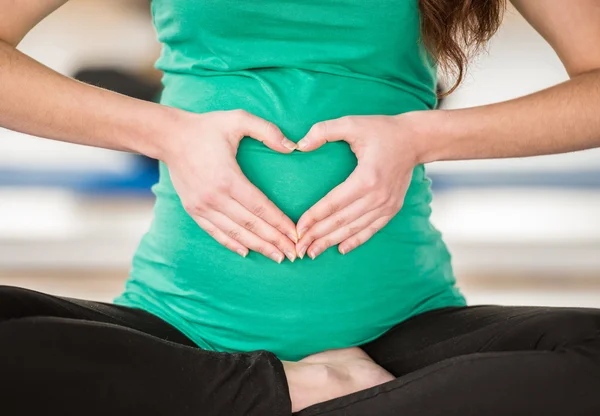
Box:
[283,347,394,412]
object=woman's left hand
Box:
[294,112,425,259]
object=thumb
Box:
[296,117,355,152]
[235,110,297,153]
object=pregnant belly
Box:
[130,144,456,361]
[123,72,462,360]
[237,137,357,222]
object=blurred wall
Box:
[0,2,598,306]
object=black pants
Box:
[1,286,599,416]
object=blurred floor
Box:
[2,188,600,272]
[1,269,599,308]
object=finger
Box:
[302,209,389,259]
[205,210,286,264]
[296,172,362,239]
[296,116,357,152]
[295,196,373,254]
[221,198,297,262]
[194,216,249,258]
[232,109,297,153]
[231,176,299,243]
[338,216,392,255]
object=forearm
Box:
[416,69,600,164]
[0,40,179,160]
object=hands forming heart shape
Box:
[164,109,424,263]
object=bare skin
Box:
[283,347,395,413]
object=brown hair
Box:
[418,0,506,95]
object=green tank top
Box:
[115,0,466,361]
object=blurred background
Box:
[1,0,599,306]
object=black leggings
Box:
[1,285,599,416]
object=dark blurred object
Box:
[74,67,162,102]
[0,67,162,194]
[73,67,162,190]
[436,83,446,108]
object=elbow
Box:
[0,18,31,48]
[0,33,23,48]
[564,62,600,79]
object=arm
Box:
[0,0,173,160]
[417,0,600,164]
[293,0,600,258]
[1,1,299,262]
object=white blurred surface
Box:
[1,271,599,308]
[1,187,599,277]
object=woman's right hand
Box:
[162,109,299,263]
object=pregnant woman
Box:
[1,1,600,415]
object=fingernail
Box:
[297,227,308,239]
[287,232,298,244]
[284,250,296,263]
[297,246,306,259]
[281,138,297,151]
[237,249,247,258]
[297,140,308,150]
[308,248,319,260]
[271,252,284,264]
[339,247,346,255]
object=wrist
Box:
[140,104,191,162]
[393,110,445,165]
